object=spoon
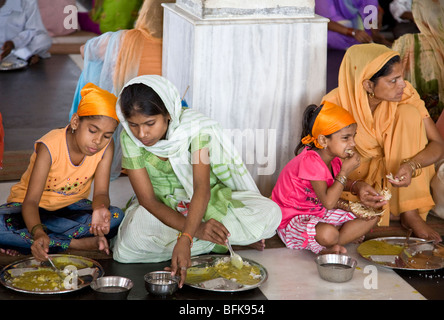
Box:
[47,256,65,279]
[402,229,413,248]
[226,239,243,269]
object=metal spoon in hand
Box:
[226,239,243,269]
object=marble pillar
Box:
[162,1,328,196]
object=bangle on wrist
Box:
[30,223,47,237]
[401,158,422,178]
[347,28,356,37]
[177,232,193,248]
[350,179,363,195]
[335,174,347,187]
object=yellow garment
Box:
[7,127,109,210]
[113,0,174,94]
[392,0,444,122]
[77,83,118,122]
[301,100,355,149]
[323,43,435,226]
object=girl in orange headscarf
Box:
[70,0,175,180]
[323,43,444,242]
[0,83,124,262]
[272,102,381,254]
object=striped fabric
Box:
[277,209,356,254]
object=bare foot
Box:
[28,54,40,65]
[401,210,442,243]
[248,239,266,251]
[352,235,365,244]
[320,244,347,255]
[69,236,110,254]
[0,248,21,256]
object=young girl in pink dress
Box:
[272,101,387,254]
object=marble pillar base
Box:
[162,4,328,195]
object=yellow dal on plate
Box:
[186,258,262,286]
[9,268,64,292]
[7,257,92,292]
[357,240,404,257]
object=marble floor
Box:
[1,55,443,308]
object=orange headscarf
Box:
[301,101,356,149]
[77,83,119,122]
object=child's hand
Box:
[31,232,50,262]
[90,204,111,236]
[341,151,360,176]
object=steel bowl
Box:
[315,254,357,283]
[144,271,180,296]
[90,276,133,300]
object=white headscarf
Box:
[116,75,259,197]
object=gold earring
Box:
[368,92,375,98]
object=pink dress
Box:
[272,147,355,253]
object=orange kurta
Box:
[322,43,435,226]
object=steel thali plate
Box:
[357,237,444,271]
[0,254,104,294]
[185,255,268,292]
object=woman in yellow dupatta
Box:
[323,43,444,242]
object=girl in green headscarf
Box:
[112,75,281,287]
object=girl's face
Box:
[126,111,170,146]
[74,116,118,156]
[371,62,406,102]
[323,123,357,158]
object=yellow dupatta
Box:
[323,43,434,225]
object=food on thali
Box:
[358,238,444,270]
[0,61,14,68]
[50,256,93,269]
[0,58,27,70]
[9,268,66,292]
[1,255,102,294]
[349,188,392,218]
[186,257,263,289]
[357,239,404,257]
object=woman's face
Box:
[126,111,170,146]
[372,62,406,102]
